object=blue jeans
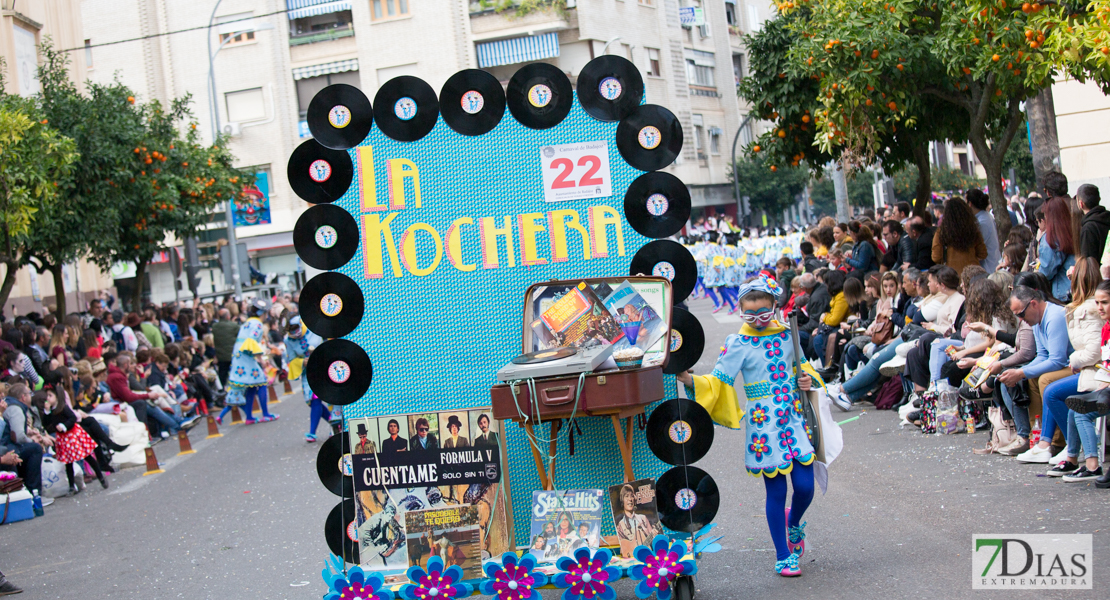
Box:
[929,338,962,382]
[845,344,865,370]
[148,404,181,434]
[1000,385,1032,439]
[1041,374,1079,445]
[812,329,830,362]
[842,341,899,402]
[1066,410,1101,460]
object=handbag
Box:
[870,318,895,346]
[987,405,1018,450]
[0,477,23,495]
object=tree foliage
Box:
[891,164,985,201]
[810,170,876,216]
[0,62,77,313]
[732,156,811,221]
[1015,0,1110,91]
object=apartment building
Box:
[79,0,764,303]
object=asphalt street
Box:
[1,297,1106,599]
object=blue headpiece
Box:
[738,274,782,299]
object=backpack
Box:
[872,375,904,410]
[111,326,126,349]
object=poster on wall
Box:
[233,171,272,226]
[348,407,510,573]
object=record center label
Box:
[314,225,338,249]
[670,329,683,352]
[309,160,332,182]
[328,105,351,128]
[320,293,344,317]
[338,454,353,477]
[599,77,623,100]
[646,193,670,216]
[638,126,662,150]
[668,420,692,444]
[675,488,697,510]
[652,261,675,281]
[528,84,553,108]
[346,520,358,542]
[461,90,485,114]
[328,360,351,383]
[394,97,418,121]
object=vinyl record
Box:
[287,139,354,204]
[306,339,372,406]
[325,498,360,563]
[307,84,373,150]
[316,431,354,497]
[293,204,360,270]
[577,55,644,122]
[647,398,714,466]
[506,63,573,130]
[440,69,506,136]
[629,239,697,303]
[656,466,719,533]
[616,104,683,171]
[300,272,364,339]
[512,347,578,365]
[664,307,705,375]
[624,171,692,239]
[373,76,439,142]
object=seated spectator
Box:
[1061,279,1110,485]
[105,354,180,440]
[31,388,108,492]
[0,387,47,513]
[783,274,809,315]
[998,242,1027,276]
[918,265,965,336]
[809,270,848,364]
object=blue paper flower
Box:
[629,535,698,600]
[479,552,548,600]
[321,555,389,600]
[552,547,620,600]
[400,555,471,600]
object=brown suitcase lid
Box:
[515,276,674,366]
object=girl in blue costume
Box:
[677,275,822,577]
[282,315,328,442]
[219,298,279,425]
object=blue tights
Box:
[762,461,815,561]
[720,286,738,310]
[705,287,721,308]
[308,398,331,435]
[218,386,268,421]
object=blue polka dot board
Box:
[291,56,705,567]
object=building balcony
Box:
[289,25,354,46]
[469,2,572,42]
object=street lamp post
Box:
[731,114,754,225]
[205,3,272,299]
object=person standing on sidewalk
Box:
[211,308,240,389]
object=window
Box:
[732,54,744,84]
[225,88,266,123]
[685,50,716,88]
[725,2,737,26]
[218,12,256,46]
[296,71,361,117]
[638,0,654,5]
[709,127,721,154]
[371,0,410,21]
[646,48,661,77]
[84,39,93,68]
[622,43,633,61]
[748,5,763,33]
[692,115,707,161]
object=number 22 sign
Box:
[539,140,613,203]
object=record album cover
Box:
[608,479,664,558]
[528,489,605,563]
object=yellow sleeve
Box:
[824,293,848,325]
[690,374,745,430]
[238,338,264,356]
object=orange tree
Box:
[1016,0,1110,88]
[779,0,1081,236]
[739,10,969,214]
[102,97,253,310]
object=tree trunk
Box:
[49,262,66,316]
[0,259,17,316]
[1025,87,1061,193]
[911,143,932,216]
[967,98,1024,244]
[832,160,850,222]
[131,259,148,311]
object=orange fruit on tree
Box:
[770,165,778,172]
[753,145,761,152]
[896,64,904,71]
[888,101,897,110]
[992,54,1000,61]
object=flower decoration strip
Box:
[552,547,621,600]
[322,556,390,600]
[400,556,471,600]
[479,552,548,600]
[629,535,698,600]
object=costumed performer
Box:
[282,315,327,442]
[677,275,822,577]
[219,297,278,425]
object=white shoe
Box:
[1049,449,1068,466]
[40,496,54,507]
[826,384,852,412]
[879,356,906,377]
[1015,445,1053,463]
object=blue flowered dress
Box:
[227,317,268,406]
[688,322,823,477]
[283,329,322,402]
